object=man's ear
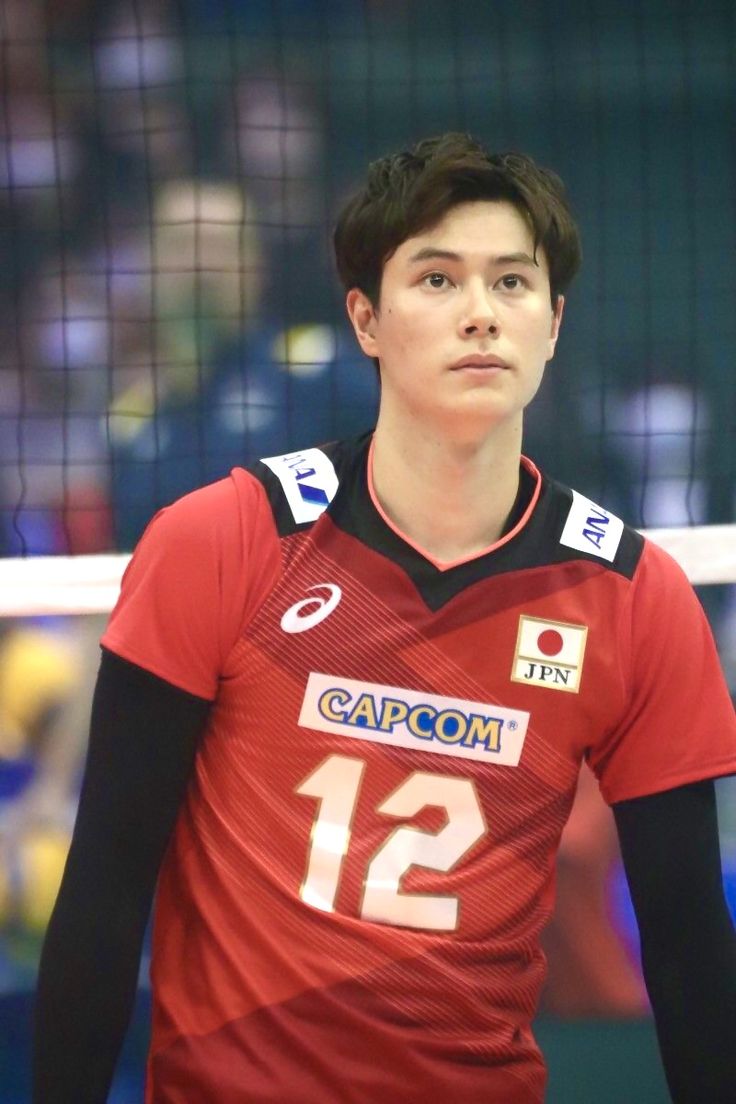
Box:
[346,288,380,358]
[546,295,565,361]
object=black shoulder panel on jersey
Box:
[247,435,368,538]
[538,477,645,579]
[247,435,645,611]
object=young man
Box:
[34,134,736,1103]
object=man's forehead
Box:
[395,200,543,267]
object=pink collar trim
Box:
[366,439,542,573]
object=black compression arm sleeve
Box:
[33,649,211,1104]
[613,780,736,1104]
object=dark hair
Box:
[334,133,581,305]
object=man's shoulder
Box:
[246,434,370,537]
[539,475,700,595]
[537,473,645,581]
[128,467,275,569]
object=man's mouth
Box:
[450,355,509,370]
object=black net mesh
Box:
[1,0,735,554]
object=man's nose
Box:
[459,282,499,336]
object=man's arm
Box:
[613,779,736,1104]
[33,648,210,1104]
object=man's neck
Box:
[370,415,523,564]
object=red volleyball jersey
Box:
[102,434,736,1104]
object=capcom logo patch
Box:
[298,673,530,765]
[260,448,339,524]
[511,616,588,693]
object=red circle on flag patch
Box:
[537,629,564,656]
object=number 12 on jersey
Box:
[296,753,487,931]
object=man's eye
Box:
[425,272,448,288]
[499,274,525,290]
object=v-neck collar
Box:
[326,434,552,612]
[365,436,542,573]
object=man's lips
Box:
[450,354,509,370]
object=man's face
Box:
[347,199,564,440]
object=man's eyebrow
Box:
[407,247,462,264]
[494,252,539,268]
[406,247,539,268]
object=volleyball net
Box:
[0,524,733,620]
[1,1,735,617]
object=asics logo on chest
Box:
[280,584,343,633]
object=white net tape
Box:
[0,526,733,618]
[0,554,129,617]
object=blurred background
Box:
[1,1,735,1100]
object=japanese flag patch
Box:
[511,616,588,693]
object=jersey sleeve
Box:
[588,538,736,804]
[101,469,281,700]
